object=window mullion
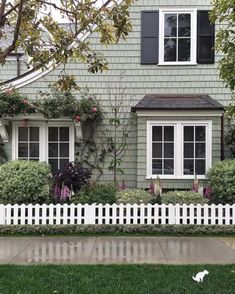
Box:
[162,126,164,175]
[176,13,179,62]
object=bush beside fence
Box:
[0,203,234,226]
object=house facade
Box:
[0,0,231,191]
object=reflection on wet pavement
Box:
[0,237,234,264]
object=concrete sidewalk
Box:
[0,236,235,265]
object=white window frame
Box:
[146,120,212,179]
[12,121,74,164]
[159,8,197,65]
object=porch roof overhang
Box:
[131,94,224,113]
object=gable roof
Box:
[0,0,124,90]
[131,94,224,112]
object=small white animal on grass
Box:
[192,270,209,282]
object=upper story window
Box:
[141,9,214,65]
[159,9,197,65]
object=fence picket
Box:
[0,204,5,225]
[0,203,234,226]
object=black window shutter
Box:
[141,11,159,64]
[197,10,215,64]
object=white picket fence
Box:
[0,203,235,225]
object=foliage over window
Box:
[0,89,104,123]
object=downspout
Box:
[221,113,224,160]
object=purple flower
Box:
[53,184,61,199]
[61,186,70,200]
[204,185,212,199]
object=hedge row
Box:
[0,225,235,236]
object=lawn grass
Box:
[0,264,234,293]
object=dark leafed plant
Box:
[53,162,91,201]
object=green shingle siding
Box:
[0,0,230,189]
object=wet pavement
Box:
[0,236,234,265]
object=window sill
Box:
[158,62,198,66]
[145,175,207,180]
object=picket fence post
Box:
[0,204,5,225]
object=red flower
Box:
[92,107,97,113]
[74,115,80,122]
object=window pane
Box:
[164,160,174,175]
[184,160,194,175]
[18,143,28,157]
[164,14,177,37]
[152,159,162,175]
[196,126,205,141]
[178,14,191,37]
[195,143,205,158]
[195,160,205,175]
[178,38,191,61]
[18,127,28,141]
[30,143,39,157]
[164,126,174,141]
[152,143,162,158]
[30,127,39,141]
[184,143,194,158]
[184,126,194,141]
[164,143,174,158]
[49,143,58,157]
[164,39,176,61]
[60,143,69,157]
[152,126,162,141]
[49,127,58,141]
[49,159,59,174]
[60,127,69,141]
[60,159,69,170]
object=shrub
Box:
[0,224,235,236]
[0,160,51,204]
[76,183,116,204]
[53,162,91,202]
[161,191,208,205]
[207,159,235,204]
[116,188,153,204]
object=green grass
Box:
[0,265,234,293]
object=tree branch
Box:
[2,2,20,21]
[0,0,24,61]
[0,0,7,27]
[37,0,77,16]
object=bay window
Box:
[147,121,212,179]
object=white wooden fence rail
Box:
[0,203,234,226]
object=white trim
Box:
[0,121,9,142]
[1,0,125,90]
[5,113,73,121]
[12,121,74,164]
[159,8,197,65]
[136,110,223,117]
[146,120,212,179]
